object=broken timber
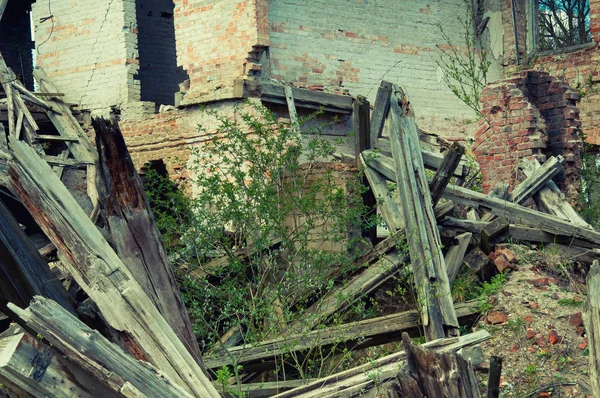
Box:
[6,138,219,397]
[6,296,195,398]
[93,118,203,364]
[388,85,458,340]
[508,155,564,204]
[429,141,465,207]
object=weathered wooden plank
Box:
[11,86,39,132]
[445,232,472,285]
[584,260,600,396]
[93,118,203,365]
[284,85,299,129]
[369,80,393,146]
[430,142,465,207]
[6,297,195,398]
[272,330,491,398]
[0,332,114,398]
[0,196,74,313]
[520,158,590,228]
[205,300,481,371]
[0,0,7,21]
[42,155,92,167]
[0,124,6,149]
[440,217,489,234]
[442,184,600,244]
[286,250,406,334]
[509,155,564,203]
[14,107,23,140]
[35,134,79,142]
[395,332,481,397]
[216,380,318,398]
[7,139,219,397]
[388,86,458,340]
[12,83,60,114]
[360,158,404,231]
[244,80,353,113]
[486,356,503,398]
[370,141,468,178]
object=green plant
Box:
[436,0,492,117]
[150,102,372,389]
[578,131,600,228]
[557,298,583,307]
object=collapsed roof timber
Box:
[1,0,600,397]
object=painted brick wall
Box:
[172,0,269,104]
[500,0,600,145]
[136,0,187,105]
[32,0,140,114]
[473,71,582,201]
[266,0,497,140]
[0,2,35,89]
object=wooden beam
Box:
[509,155,564,203]
[445,232,472,285]
[7,139,219,397]
[0,0,7,22]
[430,142,465,207]
[360,156,404,231]
[369,80,392,146]
[243,80,353,114]
[6,297,196,398]
[0,332,114,398]
[283,85,298,129]
[271,330,491,398]
[584,260,600,396]
[442,184,600,245]
[388,86,458,340]
[93,118,203,365]
[205,300,482,371]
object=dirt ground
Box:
[473,244,592,397]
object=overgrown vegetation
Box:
[144,103,386,392]
[578,134,600,228]
[436,0,492,116]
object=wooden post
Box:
[370,81,393,147]
[354,95,377,243]
[93,118,203,365]
[388,86,459,340]
[486,356,503,398]
[584,260,600,396]
[430,142,465,207]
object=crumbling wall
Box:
[499,0,600,146]
[32,0,140,113]
[266,0,500,140]
[136,0,187,105]
[172,0,269,105]
[473,71,582,200]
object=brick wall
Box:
[500,0,600,145]
[266,0,497,140]
[0,2,34,89]
[473,71,582,200]
[172,0,269,104]
[32,0,140,114]
[136,0,187,105]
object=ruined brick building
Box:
[1,0,599,193]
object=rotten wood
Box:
[430,142,465,207]
[370,80,393,146]
[0,0,6,22]
[509,155,564,204]
[360,156,404,231]
[6,297,195,398]
[584,260,600,396]
[271,329,491,398]
[519,158,590,228]
[395,332,481,397]
[388,86,458,340]
[442,184,600,245]
[7,138,219,397]
[93,118,203,365]
[284,85,299,130]
[0,331,114,398]
[206,300,482,371]
[480,217,509,254]
[445,232,473,285]
[487,356,503,398]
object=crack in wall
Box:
[80,0,117,110]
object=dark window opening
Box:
[135,0,188,106]
[0,1,35,90]
[538,0,591,51]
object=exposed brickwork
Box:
[32,0,140,113]
[473,71,582,201]
[500,0,600,145]
[172,0,269,104]
[266,0,492,139]
[136,0,188,105]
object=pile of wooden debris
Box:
[1,48,599,397]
